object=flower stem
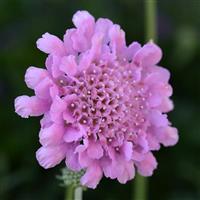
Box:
[133,174,147,200]
[65,185,74,200]
[145,0,157,42]
[65,186,83,200]
[132,1,157,200]
[74,187,83,200]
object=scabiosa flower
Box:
[14,10,178,189]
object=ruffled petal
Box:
[117,161,135,184]
[50,96,66,123]
[65,143,82,171]
[149,110,168,127]
[108,25,126,58]
[158,127,179,147]
[122,141,133,161]
[63,28,77,55]
[136,152,157,176]
[25,67,48,89]
[45,55,62,78]
[144,67,170,85]
[39,123,64,146]
[87,141,104,159]
[72,10,95,31]
[60,55,78,76]
[80,162,103,189]
[125,42,141,61]
[95,18,113,44]
[34,77,54,99]
[72,11,95,52]
[133,42,162,67]
[15,95,49,118]
[159,98,174,112]
[76,144,93,168]
[36,145,66,169]
[63,125,86,142]
[63,94,78,123]
[36,33,65,56]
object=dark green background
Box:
[1,0,200,199]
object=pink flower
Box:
[14,10,178,189]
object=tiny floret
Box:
[14,10,178,189]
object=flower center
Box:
[63,63,148,144]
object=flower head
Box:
[15,10,178,189]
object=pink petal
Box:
[60,55,77,76]
[136,152,157,176]
[72,11,95,52]
[90,32,104,60]
[132,150,145,162]
[80,162,103,189]
[95,18,113,44]
[65,144,82,171]
[117,161,135,184]
[45,55,62,78]
[63,125,86,142]
[148,92,162,108]
[146,131,161,151]
[36,145,66,169]
[78,32,104,71]
[149,110,168,127]
[122,141,133,161]
[72,10,95,31]
[125,42,141,61]
[34,77,53,99]
[39,123,64,146]
[36,33,65,56]
[71,31,89,53]
[159,98,174,112]
[15,95,49,118]
[158,127,179,147]
[87,141,104,159]
[144,67,170,85]
[50,96,66,123]
[40,112,52,129]
[76,144,93,168]
[49,85,59,99]
[63,28,77,55]
[109,25,126,57]
[63,94,77,123]
[25,67,48,89]
[133,42,162,67]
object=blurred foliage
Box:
[0,0,200,199]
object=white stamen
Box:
[71,103,75,108]
[59,79,64,84]
[139,105,144,110]
[82,105,86,109]
[108,138,112,142]
[115,147,120,151]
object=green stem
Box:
[145,0,157,42]
[132,1,157,200]
[65,185,74,200]
[133,174,147,200]
[74,187,83,200]
[65,186,83,200]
